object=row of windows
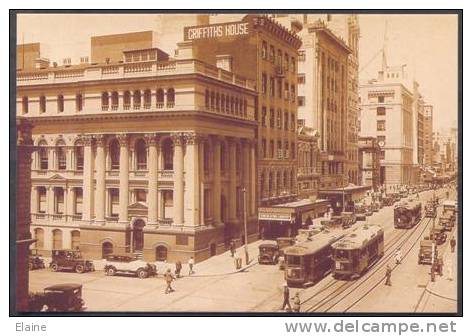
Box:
[260,107,296,131]
[204,89,248,117]
[33,228,80,250]
[261,74,296,102]
[260,139,296,160]
[21,88,176,115]
[260,169,296,196]
[261,40,296,73]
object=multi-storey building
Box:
[186,15,302,211]
[296,123,320,199]
[359,65,415,187]
[423,105,434,167]
[17,32,259,262]
[358,136,381,191]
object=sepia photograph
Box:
[11,10,461,316]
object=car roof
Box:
[259,243,277,248]
[44,283,82,291]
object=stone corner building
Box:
[15,117,35,312]
[16,32,259,263]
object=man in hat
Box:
[292,292,301,313]
[385,265,392,286]
[164,268,175,294]
[281,284,292,311]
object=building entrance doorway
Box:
[132,219,145,252]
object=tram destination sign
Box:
[184,21,251,41]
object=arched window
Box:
[110,139,120,170]
[52,229,63,250]
[101,92,109,110]
[166,88,175,108]
[57,94,64,113]
[34,228,44,249]
[156,89,164,108]
[162,138,174,170]
[38,140,48,170]
[155,245,168,261]
[135,138,147,170]
[143,89,151,109]
[56,140,66,170]
[123,91,131,110]
[133,90,141,109]
[111,91,119,110]
[71,230,80,250]
[102,242,113,259]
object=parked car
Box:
[29,249,45,271]
[258,242,279,265]
[418,238,436,265]
[50,250,95,273]
[430,227,446,245]
[29,283,86,312]
[104,254,157,279]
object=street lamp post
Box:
[242,188,249,265]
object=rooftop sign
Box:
[184,21,251,41]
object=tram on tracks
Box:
[284,231,344,287]
[331,225,384,279]
[394,200,422,229]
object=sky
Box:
[16,13,459,132]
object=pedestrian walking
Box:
[292,292,301,312]
[450,236,456,253]
[175,260,182,278]
[230,240,236,258]
[281,284,292,311]
[384,265,392,286]
[447,262,454,281]
[394,248,402,265]
[188,256,195,275]
[164,268,175,294]
[437,256,444,276]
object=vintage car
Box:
[340,212,356,228]
[430,227,446,245]
[439,214,454,232]
[104,254,157,278]
[442,200,457,217]
[381,195,395,207]
[354,204,367,221]
[50,250,95,273]
[29,249,45,271]
[418,238,436,265]
[29,283,86,312]
[258,242,279,265]
[390,193,401,203]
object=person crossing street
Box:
[385,265,392,286]
[164,269,176,294]
[281,284,292,311]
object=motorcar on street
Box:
[258,242,279,265]
[29,249,45,271]
[104,254,157,278]
[29,283,86,312]
[49,249,95,273]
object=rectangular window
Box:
[136,189,147,203]
[291,56,296,73]
[110,189,119,217]
[277,78,282,98]
[298,96,305,107]
[76,94,83,112]
[377,107,386,116]
[290,85,296,102]
[261,138,266,158]
[378,96,384,103]
[57,95,64,113]
[261,41,267,60]
[380,150,386,160]
[55,188,64,214]
[297,74,305,84]
[284,53,289,70]
[261,106,267,127]
[75,188,83,215]
[284,82,289,100]
[39,96,46,113]
[269,140,274,158]
[261,73,267,94]
[276,109,282,129]
[298,50,306,62]
[269,108,275,128]
[284,111,289,131]
[269,45,275,63]
[38,188,47,213]
[291,113,296,131]
[269,77,275,97]
[22,96,28,114]
[377,120,386,131]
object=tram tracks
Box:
[303,216,433,312]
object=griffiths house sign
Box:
[184,21,251,41]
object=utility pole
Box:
[242,188,249,265]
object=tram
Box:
[424,201,437,218]
[284,231,344,287]
[394,200,422,229]
[331,225,384,279]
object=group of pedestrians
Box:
[164,256,195,294]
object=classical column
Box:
[183,132,201,226]
[228,138,237,222]
[213,136,222,225]
[145,133,159,225]
[158,190,164,221]
[47,186,55,216]
[94,135,106,225]
[81,135,94,222]
[249,139,256,215]
[117,134,129,224]
[199,138,205,226]
[172,133,184,226]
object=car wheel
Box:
[137,268,148,279]
[50,263,58,272]
[106,267,116,276]
[75,264,85,274]
[29,262,34,271]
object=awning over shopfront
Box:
[318,184,371,215]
